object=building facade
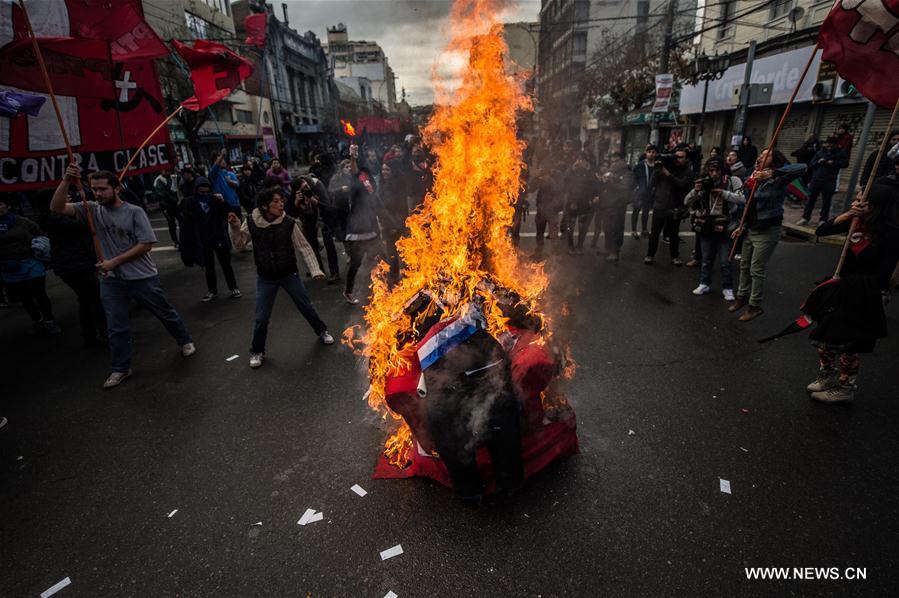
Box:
[326,24,397,113]
[681,0,893,192]
[145,0,274,166]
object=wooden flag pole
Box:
[728,41,821,261]
[117,105,183,182]
[832,96,899,279]
[17,0,105,261]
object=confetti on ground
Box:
[226,354,239,362]
[384,592,398,598]
[251,522,262,526]
[740,447,749,453]
[712,395,718,399]
[741,408,750,414]
[720,479,732,494]
[628,430,635,436]
[298,509,324,526]
[40,577,71,598]
[380,544,404,560]
[351,484,367,497]
[167,509,178,518]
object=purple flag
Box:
[0,90,47,118]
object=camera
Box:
[695,176,714,193]
[654,153,677,169]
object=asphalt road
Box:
[2,213,898,598]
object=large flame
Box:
[353,0,547,466]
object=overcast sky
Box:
[283,0,541,106]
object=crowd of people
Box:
[1,126,897,404]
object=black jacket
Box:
[565,167,598,214]
[809,147,849,185]
[45,211,96,275]
[651,162,693,211]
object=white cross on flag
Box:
[819,0,899,108]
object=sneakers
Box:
[685,259,700,267]
[796,218,809,226]
[320,330,335,345]
[644,256,654,264]
[728,296,748,312]
[249,353,264,368]
[722,289,735,302]
[230,289,242,299]
[810,382,856,404]
[103,369,132,389]
[343,291,359,305]
[181,342,196,357]
[201,292,217,302]
[807,370,838,393]
[692,283,711,296]
[671,258,684,267]
[631,231,640,240]
[738,305,764,321]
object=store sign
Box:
[680,46,823,114]
[652,74,674,113]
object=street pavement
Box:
[2,211,898,598]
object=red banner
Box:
[0,0,172,190]
[819,0,899,109]
[244,13,267,48]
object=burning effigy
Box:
[345,0,578,502]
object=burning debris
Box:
[346,0,578,501]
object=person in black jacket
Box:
[46,195,107,346]
[791,134,820,184]
[631,145,657,239]
[343,144,382,305]
[237,163,258,216]
[183,177,241,302]
[378,159,409,284]
[799,136,849,225]
[564,156,598,254]
[645,147,693,265]
[228,188,334,369]
[805,182,899,403]
[737,136,758,171]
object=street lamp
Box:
[687,52,730,150]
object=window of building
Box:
[211,103,231,122]
[185,13,208,39]
[572,32,587,56]
[307,79,317,113]
[574,0,588,21]
[770,0,792,20]
[202,0,229,15]
[235,109,253,124]
[297,74,308,110]
[717,0,736,40]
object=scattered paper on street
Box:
[351,484,367,497]
[226,354,239,362]
[720,479,732,494]
[307,511,324,523]
[740,447,749,453]
[380,544,404,560]
[167,509,178,518]
[297,508,316,525]
[384,592,398,598]
[251,521,262,526]
[628,429,635,436]
[40,577,71,598]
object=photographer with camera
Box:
[289,175,340,284]
[684,158,744,300]
[644,147,693,266]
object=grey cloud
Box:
[284,0,539,105]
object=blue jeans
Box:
[699,231,733,289]
[100,275,192,373]
[251,272,327,354]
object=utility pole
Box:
[731,40,756,148]
[843,99,877,211]
[651,0,678,146]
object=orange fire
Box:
[341,119,356,137]
[352,0,548,467]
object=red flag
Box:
[0,37,115,99]
[172,39,254,111]
[818,0,899,109]
[77,2,169,61]
[244,14,267,48]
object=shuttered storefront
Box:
[775,103,814,158]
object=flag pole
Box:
[17,0,105,262]
[728,41,821,261]
[118,105,184,181]
[832,96,899,279]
